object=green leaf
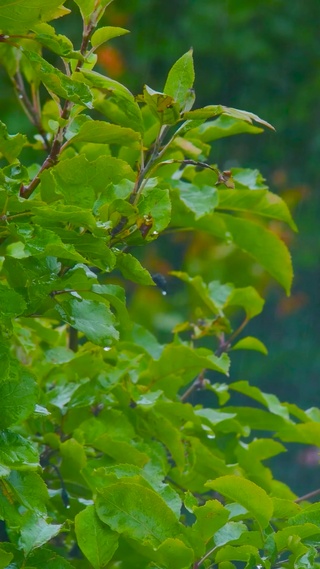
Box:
[226,287,265,319]
[0,431,39,470]
[143,86,180,125]
[231,336,268,355]
[19,512,61,555]
[220,106,274,130]
[116,252,155,285]
[79,69,143,133]
[189,212,293,295]
[193,500,230,542]
[22,50,92,107]
[0,285,26,318]
[164,49,195,110]
[183,105,224,120]
[47,155,135,205]
[215,544,260,564]
[32,25,78,58]
[232,168,268,190]
[68,120,141,147]
[93,438,149,467]
[144,344,229,397]
[18,225,87,264]
[287,503,320,527]
[91,26,129,48]
[206,475,273,529]
[138,187,171,234]
[275,524,320,552]
[170,272,231,316]
[154,538,194,569]
[217,188,297,231]
[0,548,13,568]
[55,297,119,346]
[0,121,26,163]
[92,284,131,336]
[277,421,320,445]
[95,482,182,547]
[0,367,38,429]
[225,407,289,431]
[24,548,74,569]
[187,115,263,142]
[0,0,69,33]
[144,410,185,469]
[272,497,301,519]
[229,381,289,419]
[75,505,119,569]
[73,0,95,23]
[172,181,219,219]
[214,522,248,547]
[7,471,48,514]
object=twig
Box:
[12,71,51,152]
[129,124,170,205]
[180,370,206,402]
[216,318,248,356]
[19,8,98,199]
[295,488,320,503]
[180,318,248,402]
[193,545,218,569]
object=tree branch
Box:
[193,545,218,569]
[180,318,248,402]
[295,488,320,503]
[19,9,98,200]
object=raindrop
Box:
[152,273,167,295]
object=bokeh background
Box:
[1,0,319,494]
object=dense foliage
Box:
[0,2,319,568]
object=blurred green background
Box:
[1,0,319,494]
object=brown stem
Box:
[20,132,64,198]
[295,488,320,503]
[193,545,217,569]
[216,318,248,356]
[129,124,170,205]
[19,9,98,200]
[13,72,51,152]
[180,370,206,402]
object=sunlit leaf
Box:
[206,475,273,529]
[91,26,129,48]
[164,49,195,110]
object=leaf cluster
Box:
[0,2,318,569]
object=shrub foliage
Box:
[0,2,319,569]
